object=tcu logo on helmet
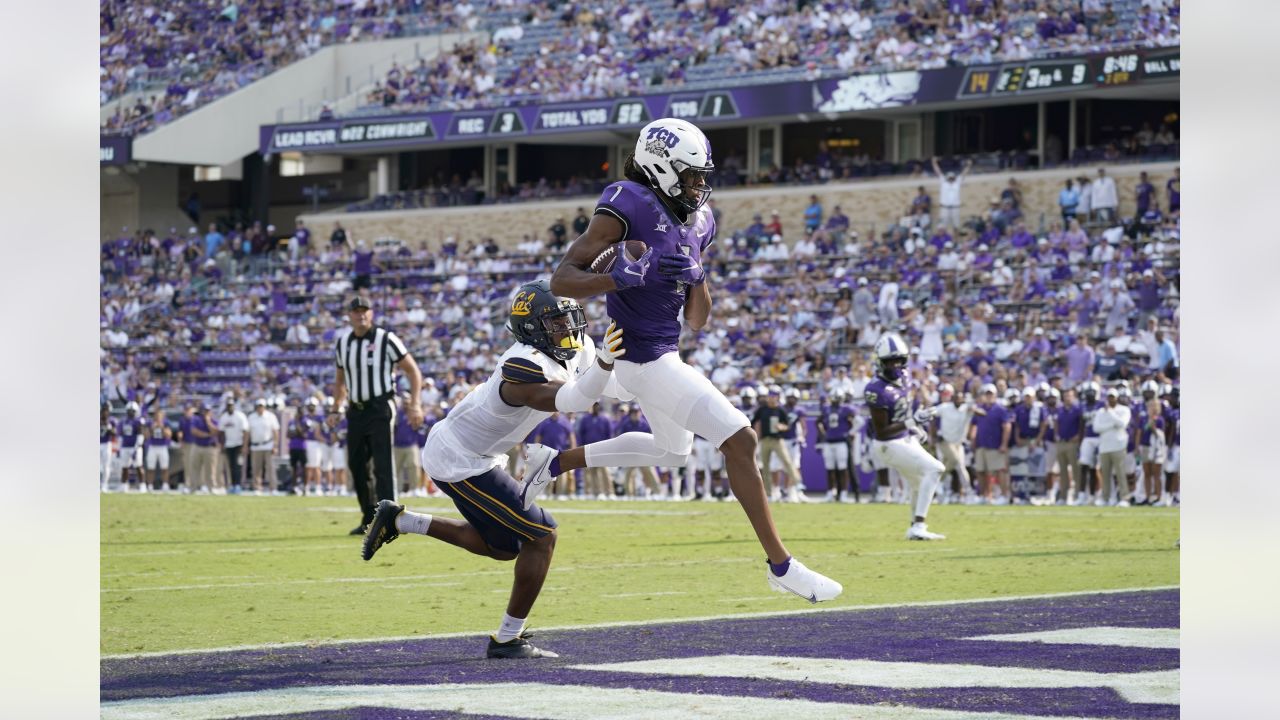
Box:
[644,126,680,157]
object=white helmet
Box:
[1140,380,1160,396]
[632,118,714,213]
[872,332,909,384]
[125,401,140,414]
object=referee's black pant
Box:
[347,394,397,525]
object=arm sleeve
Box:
[554,360,613,413]
[500,357,547,384]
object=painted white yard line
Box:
[601,590,689,598]
[101,584,1178,660]
[967,626,1180,649]
[103,544,358,558]
[98,682,1103,720]
[299,504,709,517]
[572,655,1178,705]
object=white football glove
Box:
[597,322,626,365]
[913,406,938,425]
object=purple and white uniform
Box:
[118,416,144,468]
[864,377,945,519]
[1079,400,1104,468]
[144,418,171,471]
[818,403,856,471]
[595,180,749,455]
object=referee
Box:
[330,295,424,535]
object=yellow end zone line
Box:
[100,584,1178,661]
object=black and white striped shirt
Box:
[335,326,409,403]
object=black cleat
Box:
[361,500,404,561]
[349,524,368,536]
[486,630,559,659]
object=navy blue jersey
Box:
[596,180,716,363]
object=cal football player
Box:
[864,333,947,540]
[538,117,842,602]
[360,280,629,659]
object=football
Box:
[588,240,648,274]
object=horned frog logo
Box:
[511,291,535,316]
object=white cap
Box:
[939,383,955,394]
[981,383,997,395]
[1143,268,1154,277]
[1105,387,1119,398]
[1033,327,1044,335]
[1022,387,1036,397]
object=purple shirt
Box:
[393,411,422,447]
[863,378,909,441]
[781,406,805,440]
[1013,403,1043,443]
[1135,182,1154,214]
[535,415,574,451]
[354,250,374,275]
[1065,344,1096,384]
[189,414,216,447]
[1055,404,1084,441]
[971,403,1010,449]
[598,180,716,363]
[616,415,650,435]
[1137,279,1161,311]
[288,417,308,451]
[576,413,614,445]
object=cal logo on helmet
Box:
[510,291,535,316]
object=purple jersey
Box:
[119,416,142,447]
[1082,401,1102,438]
[1165,407,1179,445]
[971,403,1010,449]
[597,180,716,363]
[307,414,328,442]
[146,419,169,447]
[863,378,910,441]
[535,415,574,451]
[335,417,349,448]
[1139,412,1165,446]
[820,404,856,441]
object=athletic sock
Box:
[548,456,562,477]
[395,510,432,535]
[495,613,526,643]
[768,556,792,577]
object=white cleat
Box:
[517,444,558,510]
[767,557,843,603]
[906,522,946,541]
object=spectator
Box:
[1058,178,1079,223]
[1065,335,1097,386]
[571,207,589,237]
[204,223,224,258]
[931,156,973,229]
[1091,167,1119,223]
[1167,166,1180,215]
[804,195,823,232]
[1134,171,1157,222]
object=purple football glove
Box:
[657,252,705,286]
[609,244,652,290]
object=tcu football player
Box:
[360,280,630,659]
[864,333,947,540]
[536,117,842,603]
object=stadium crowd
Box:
[100,163,1180,508]
[102,0,1181,136]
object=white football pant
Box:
[872,437,945,520]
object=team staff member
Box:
[247,398,281,494]
[330,295,423,535]
[219,397,249,494]
[393,396,426,497]
[753,389,802,500]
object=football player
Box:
[1161,386,1179,506]
[144,408,172,492]
[537,118,842,602]
[1075,383,1103,505]
[360,280,629,659]
[100,403,118,492]
[816,392,858,503]
[118,402,145,492]
[864,333,947,540]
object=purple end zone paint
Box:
[103,589,1178,719]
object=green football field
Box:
[100,495,1179,656]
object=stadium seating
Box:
[101,0,1181,136]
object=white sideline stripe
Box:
[967,626,1180,649]
[101,546,974,594]
[303,504,708,517]
[572,655,1179,705]
[100,585,1178,659]
[97,682,1101,720]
